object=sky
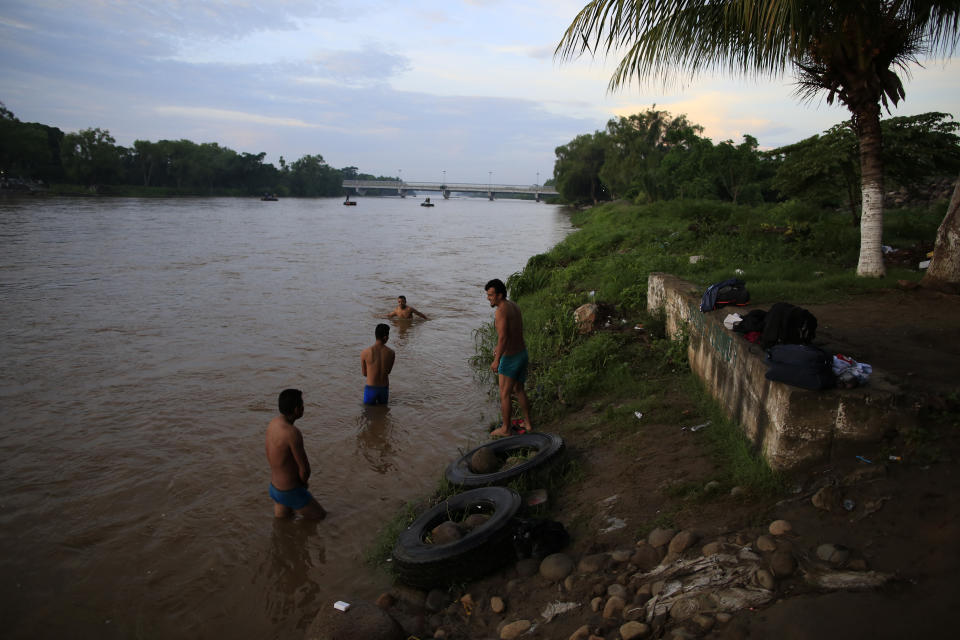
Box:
[1,0,958,185]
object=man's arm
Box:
[411,307,429,320]
[290,429,312,486]
[361,348,368,376]
[491,307,507,371]
[385,348,396,375]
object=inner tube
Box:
[445,432,564,487]
[392,486,522,589]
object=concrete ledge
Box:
[647,273,916,472]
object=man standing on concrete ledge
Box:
[485,278,533,436]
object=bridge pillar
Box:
[535,191,541,203]
[488,191,494,201]
[399,189,406,198]
[442,189,450,200]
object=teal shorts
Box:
[497,349,528,383]
[269,483,313,510]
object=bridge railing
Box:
[342,179,558,194]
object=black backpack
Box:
[700,278,750,312]
[733,309,767,334]
[761,303,817,349]
[765,344,835,390]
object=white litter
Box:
[541,601,580,622]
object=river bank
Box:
[349,199,959,640]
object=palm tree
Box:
[556,0,960,277]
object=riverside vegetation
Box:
[357,193,960,639]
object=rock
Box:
[578,553,609,574]
[650,580,666,596]
[375,592,395,609]
[490,596,505,614]
[716,612,733,624]
[648,528,676,548]
[500,619,531,640]
[732,532,751,546]
[848,557,869,571]
[393,585,426,609]
[433,628,446,639]
[770,550,796,576]
[668,530,699,554]
[620,621,651,639]
[611,548,632,563]
[540,553,575,582]
[817,543,850,565]
[574,303,599,333]
[692,614,716,632]
[768,520,792,536]
[306,600,405,640]
[730,486,746,497]
[591,596,603,612]
[430,521,463,545]
[516,558,539,578]
[755,569,775,590]
[462,513,490,530]
[755,535,777,552]
[701,541,723,556]
[670,628,697,639]
[812,486,842,511]
[425,589,448,613]
[603,595,625,618]
[704,480,721,493]
[631,543,661,571]
[563,574,576,591]
[607,583,627,599]
[569,625,591,640]
[470,446,499,474]
[632,592,652,607]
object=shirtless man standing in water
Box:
[386,295,429,320]
[485,278,533,437]
[265,389,326,519]
[361,323,396,405]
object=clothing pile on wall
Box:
[700,279,872,391]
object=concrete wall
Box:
[647,273,914,471]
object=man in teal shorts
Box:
[485,278,533,436]
[362,323,395,405]
[264,389,326,520]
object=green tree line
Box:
[553,108,960,213]
[0,102,391,196]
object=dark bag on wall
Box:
[700,278,749,312]
[764,344,835,390]
[760,302,817,349]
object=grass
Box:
[369,196,946,575]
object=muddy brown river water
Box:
[0,194,571,638]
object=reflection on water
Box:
[356,405,397,474]
[0,195,571,639]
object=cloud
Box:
[152,106,326,129]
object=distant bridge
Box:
[341,179,559,202]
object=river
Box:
[0,194,572,639]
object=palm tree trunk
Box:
[920,172,960,294]
[855,103,886,277]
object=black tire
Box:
[445,432,565,487]
[392,487,522,589]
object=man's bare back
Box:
[361,341,395,386]
[265,389,326,519]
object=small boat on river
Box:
[420,197,434,207]
[261,193,278,201]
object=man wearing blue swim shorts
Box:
[485,278,533,437]
[362,323,395,405]
[265,389,326,519]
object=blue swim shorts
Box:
[269,483,314,510]
[497,349,528,383]
[363,385,389,405]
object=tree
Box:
[556,0,960,277]
[60,127,122,186]
[921,173,960,292]
[553,132,609,204]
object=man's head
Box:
[485,278,507,307]
[397,295,407,308]
[278,388,304,419]
[375,323,390,342]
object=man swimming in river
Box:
[485,278,533,437]
[362,323,396,405]
[386,295,429,320]
[265,389,326,520]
